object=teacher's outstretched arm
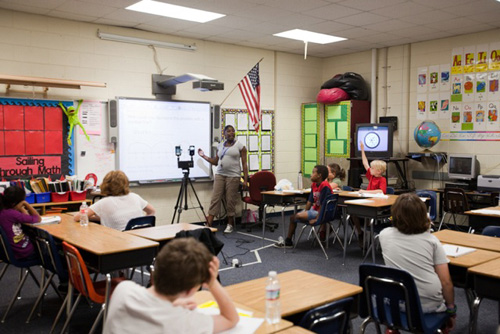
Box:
[240,146,249,189]
[198,148,219,166]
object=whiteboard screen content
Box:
[116,98,212,182]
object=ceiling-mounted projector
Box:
[193,80,224,91]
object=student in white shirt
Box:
[103,238,239,334]
[74,170,155,231]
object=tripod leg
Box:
[172,178,185,224]
[188,178,208,218]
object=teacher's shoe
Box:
[273,238,293,248]
[224,225,234,233]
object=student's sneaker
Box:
[224,225,234,233]
[385,329,400,334]
[273,238,293,248]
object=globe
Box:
[414,121,441,149]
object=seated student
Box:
[0,186,41,260]
[379,193,455,333]
[351,142,387,246]
[74,170,155,231]
[103,238,239,334]
[274,165,332,248]
[328,162,346,190]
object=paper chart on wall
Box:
[416,94,427,120]
[429,65,439,92]
[489,42,500,71]
[450,103,461,131]
[249,154,259,171]
[474,102,486,131]
[476,44,489,72]
[428,93,439,120]
[237,113,248,130]
[262,113,272,131]
[439,92,450,119]
[487,101,499,131]
[488,71,500,100]
[463,45,476,73]
[261,135,271,151]
[78,100,101,136]
[440,64,451,92]
[237,135,247,148]
[475,72,488,102]
[417,67,427,93]
[462,102,474,130]
[451,75,463,102]
[462,73,475,102]
[261,154,271,170]
[248,135,259,152]
[225,113,236,128]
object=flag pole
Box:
[219,57,264,107]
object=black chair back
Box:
[443,188,469,214]
[124,216,156,231]
[299,297,353,334]
[482,225,500,237]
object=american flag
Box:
[238,63,261,131]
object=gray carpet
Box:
[0,216,497,333]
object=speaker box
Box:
[108,99,118,143]
[212,105,221,143]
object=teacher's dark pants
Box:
[208,174,240,218]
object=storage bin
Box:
[69,190,87,201]
[25,193,36,204]
[51,192,69,202]
[35,192,51,203]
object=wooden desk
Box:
[225,269,362,317]
[468,258,500,334]
[276,326,314,334]
[195,290,293,334]
[465,206,500,230]
[340,192,398,264]
[124,223,217,248]
[33,199,91,215]
[35,214,158,273]
[261,190,310,247]
[433,230,500,253]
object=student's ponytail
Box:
[328,163,346,181]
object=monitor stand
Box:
[445,179,476,191]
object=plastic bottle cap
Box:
[268,271,277,277]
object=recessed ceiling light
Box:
[126,0,225,23]
[273,29,346,44]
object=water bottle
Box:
[79,202,89,227]
[297,171,303,190]
[265,271,281,324]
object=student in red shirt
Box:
[274,165,332,248]
[352,142,387,247]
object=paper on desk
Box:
[442,244,476,257]
[471,209,500,216]
[35,216,62,225]
[197,301,263,334]
[361,193,388,198]
[345,199,374,204]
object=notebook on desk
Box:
[442,244,476,257]
[34,216,62,226]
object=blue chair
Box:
[342,185,353,191]
[386,187,395,194]
[298,297,353,334]
[359,263,450,334]
[293,194,339,260]
[27,228,68,323]
[416,190,438,223]
[124,215,156,231]
[0,225,42,323]
[124,216,156,284]
[482,225,500,237]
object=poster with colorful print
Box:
[451,47,464,75]
[475,72,488,102]
[487,101,500,131]
[462,103,474,130]
[463,45,476,73]
[450,103,461,131]
[440,64,451,92]
[428,93,439,120]
[417,94,427,120]
[439,92,450,119]
[489,42,500,71]
[476,44,489,72]
[451,75,463,102]
[429,65,439,92]
[417,67,427,93]
[474,102,486,131]
[463,73,475,102]
[488,71,500,100]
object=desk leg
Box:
[262,204,268,247]
[342,206,347,265]
[470,296,482,334]
[282,206,286,254]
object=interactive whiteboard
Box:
[116,98,212,182]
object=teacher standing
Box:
[198,125,248,233]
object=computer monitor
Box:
[447,154,479,180]
[354,123,393,159]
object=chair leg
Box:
[438,212,448,231]
[311,228,328,260]
[89,306,105,334]
[50,292,70,334]
[469,296,483,334]
[1,268,30,323]
[59,294,83,334]
[26,272,55,323]
[293,225,308,250]
[360,317,374,334]
[0,262,9,281]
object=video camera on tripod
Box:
[175,145,195,170]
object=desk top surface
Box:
[194,290,293,334]
[225,269,362,317]
[343,193,398,207]
[443,245,500,268]
[37,214,158,255]
[468,258,500,278]
[464,206,500,217]
[124,223,217,241]
[261,190,310,197]
[276,327,315,334]
[433,230,500,253]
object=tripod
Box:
[171,168,207,224]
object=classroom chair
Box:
[0,225,42,323]
[482,225,500,237]
[293,194,340,260]
[241,170,277,232]
[386,187,395,194]
[438,188,470,231]
[51,242,126,334]
[27,228,67,323]
[359,263,450,334]
[123,216,156,284]
[342,185,353,191]
[416,190,438,223]
[298,297,353,334]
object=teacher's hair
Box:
[223,125,235,132]
[391,192,430,234]
[100,170,130,196]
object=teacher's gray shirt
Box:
[216,140,244,178]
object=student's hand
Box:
[308,218,317,225]
[446,315,456,331]
[198,148,205,157]
[14,201,28,214]
[173,296,198,310]
[204,256,220,289]
[360,141,365,151]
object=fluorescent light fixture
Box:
[97,30,196,51]
[273,29,346,44]
[126,0,225,23]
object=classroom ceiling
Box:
[1,0,500,57]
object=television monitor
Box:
[354,123,393,159]
[447,154,479,180]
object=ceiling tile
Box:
[335,12,390,26]
[266,0,331,12]
[371,2,433,18]
[410,0,473,10]
[304,3,361,20]
[338,0,406,11]
[363,19,414,33]
[398,9,459,25]
[52,0,117,18]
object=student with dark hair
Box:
[379,192,455,333]
[0,186,41,260]
[327,163,346,190]
[104,238,238,334]
[274,165,332,248]
[199,125,249,233]
[73,170,155,231]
